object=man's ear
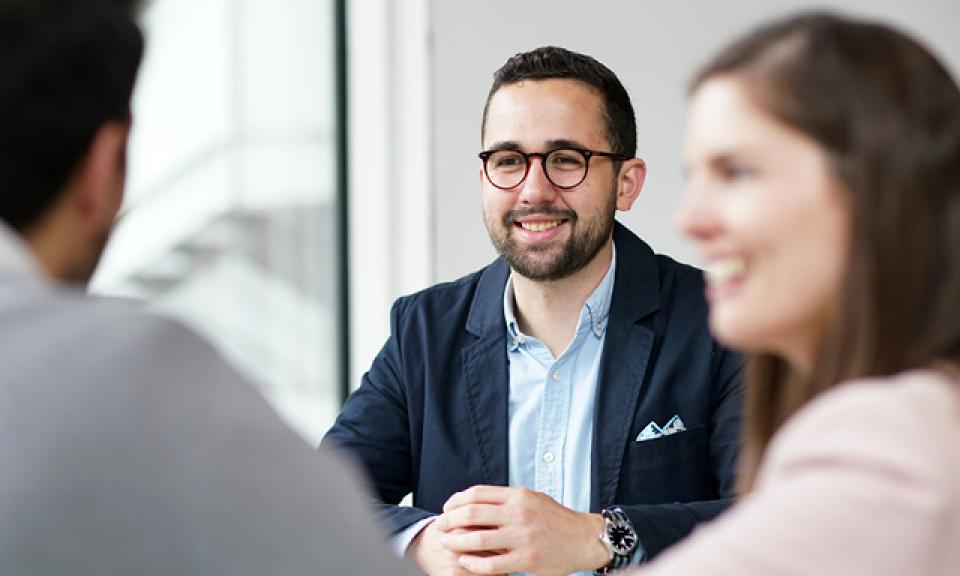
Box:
[615,157,646,212]
[69,121,130,224]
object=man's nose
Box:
[518,157,559,205]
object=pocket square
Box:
[636,421,663,441]
[662,415,687,436]
[636,415,686,442]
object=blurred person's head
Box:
[0,0,144,283]
[479,46,645,282]
[677,12,960,489]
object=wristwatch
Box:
[595,506,638,574]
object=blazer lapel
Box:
[591,318,654,510]
[462,260,511,486]
[591,223,661,511]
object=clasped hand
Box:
[412,485,609,576]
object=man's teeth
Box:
[520,220,562,232]
[706,257,747,283]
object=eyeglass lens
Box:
[485,149,588,189]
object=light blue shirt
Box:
[394,246,637,574]
[503,246,614,576]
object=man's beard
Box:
[484,193,616,282]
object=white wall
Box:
[428,0,960,281]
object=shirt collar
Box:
[503,242,617,351]
[0,220,46,285]
[582,242,616,338]
[503,279,524,351]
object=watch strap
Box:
[594,507,637,574]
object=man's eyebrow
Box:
[545,138,588,150]
[484,141,523,152]
[483,138,590,152]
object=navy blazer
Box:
[324,223,743,559]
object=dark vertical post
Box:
[334,0,351,406]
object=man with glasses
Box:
[325,46,742,576]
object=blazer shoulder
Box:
[654,253,707,294]
[8,288,212,358]
[644,253,711,325]
[395,268,482,305]
[391,261,502,320]
[612,221,705,294]
[33,293,249,394]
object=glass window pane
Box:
[91,0,340,446]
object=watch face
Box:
[610,523,637,555]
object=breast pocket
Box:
[619,423,713,502]
[626,423,709,469]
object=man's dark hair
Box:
[481,46,637,159]
[0,0,144,231]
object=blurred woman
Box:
[634,12,960,575]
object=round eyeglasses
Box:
[478,147,631,190]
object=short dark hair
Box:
[691,12,960,491]
[0,0,144,231]
[481,46,637,158]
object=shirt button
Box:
[542,451,555,463]
[517,334,526,344]
[594,322,603,332]
[551,371,560,382]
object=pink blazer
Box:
[632,369,960,576]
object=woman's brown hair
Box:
[691,12,960,491]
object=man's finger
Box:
[440,526,512,553]
[437,504,507,532]
[443,485,515,512]
[458,550,522,575]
